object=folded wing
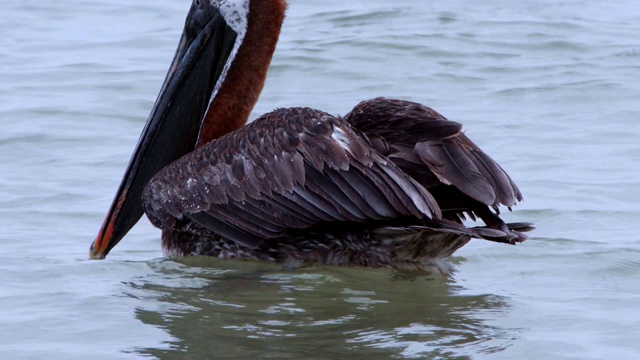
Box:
[345,97,527,242]
[142,107,442,248]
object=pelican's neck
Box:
[197,0,287,147]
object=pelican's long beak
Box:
[90,3,237,259]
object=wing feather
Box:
[344,97,527,241]
[345,97,522,209]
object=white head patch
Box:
[205,0,250,111]
[210,0,249,36]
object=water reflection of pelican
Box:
[129,259,518,358]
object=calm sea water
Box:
[2,0,639,359]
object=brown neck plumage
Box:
[196,0,288,147]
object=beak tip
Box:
[89,241,107,260]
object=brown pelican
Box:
[89,0,533,271]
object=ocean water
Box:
[1,0,639,359]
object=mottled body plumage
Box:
[143,98,532,270]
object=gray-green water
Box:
[2,0,639,358]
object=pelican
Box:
[90,0,533,271]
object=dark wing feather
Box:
[142,107,440,248]
[345,97,522,209]
[414,140,495,205]
[345,97,529,242]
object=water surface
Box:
[1,0,639,359]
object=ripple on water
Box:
[115,258,522,359]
